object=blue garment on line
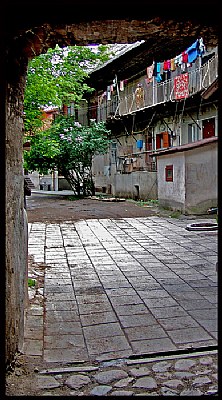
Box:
[155,62,162,82]
[186,40,199,63]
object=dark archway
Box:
[3,0,218,365]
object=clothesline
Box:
[98,38,206,101]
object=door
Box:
[202,118,215,139]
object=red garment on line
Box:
[182,51,188,63]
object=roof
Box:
[91,41,145,73]
[201,77,218,100]
[150,136,218,157]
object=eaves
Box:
[150,136,218,157]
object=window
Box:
[111,142,117,163]
[188,123,199,143]
[156,131,170,149]
[165,165,173,182]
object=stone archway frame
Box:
[4,11,218,366]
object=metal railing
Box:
[96,54,218,121]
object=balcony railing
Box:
[96,54,218,122]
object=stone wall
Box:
[6,65,29,363]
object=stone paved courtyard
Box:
[25,216,218,364]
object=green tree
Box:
[24,116,111,196]
[24,44,112,133]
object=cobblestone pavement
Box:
[22,216,218,395]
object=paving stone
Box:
[111,390,134,396]
[180,388,203,395]
[65,374,91,389]
[44,321,82,335]
[83,322,123,340]
[23,339,43,356]
[124,325,167,341]
[157,315,199,330]
[118,314,158,328]
[44,334,85,349]
[43,348,88,363]
[174,359,197,370]
[129,366,150,377]
[148,306,187,319]
[114,304,150,315]
[132,377,157,389]
[174,371,195,378]
[167,327,213,344]
[94,369,128,384]
[131,337,177,354]
[160,386,179,396]
[151,361,172,373]
[90,386,113,396]
[143,297,178,308]
[80,312,117,326]
[162,379,184,389]
[199,356,213,365]
[86,335,132,356]
[113,377,134,387]
[37,376,61,389]
[192,376,212,386]
[207,388,218,395]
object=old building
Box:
[80,39,218,213]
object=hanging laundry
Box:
[174,73,189,99]
[135,83,145,109]
[120,80,124,91]
[107,86,111,101]
[155,62,162,82]
[198,37,206,55]
[171,58,176,71]
[186,39,199,63]
[153,61,157,77]
[163,60,168,71]
[182,51,188,63]
[110,84,114,92]
[181,63,186,72]
[175,54,183,66]
[160,62,164,75]
[167,60,171,70]
[146,63,154,83]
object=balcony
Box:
[96,54,218,122]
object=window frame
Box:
[165,164,173,182]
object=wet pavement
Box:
[23,215,218,395]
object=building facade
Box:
[80,40,218,213]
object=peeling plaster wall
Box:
[6,70,29,362]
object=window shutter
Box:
[163,131,170,147]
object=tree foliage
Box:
[24,116,111,196]
[24,44,112,133]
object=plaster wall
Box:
[185,142,217,213]
[157,153,186,212]
[6,76,29,362]
[157,141,217,214]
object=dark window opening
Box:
[165,165,173,182]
